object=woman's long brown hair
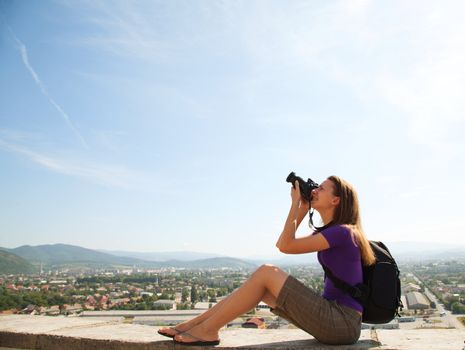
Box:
[327,175,376,266]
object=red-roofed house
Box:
[242,317,266,329]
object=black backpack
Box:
[321,241,403,324]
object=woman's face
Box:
[310,179,340,211]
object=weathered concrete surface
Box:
[0,315,463,350]
[375,329,464,350]
[80,310,203,317]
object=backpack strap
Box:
[321,264,365,300]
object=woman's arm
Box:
[275,201,308,250]
[275,180,310,250]
[276,180,330,254]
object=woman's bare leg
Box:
[159,287,241,335]
[159,268,280,336]
[174,264,288,343]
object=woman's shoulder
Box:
[322,224,351,235]
[319,224,354,247]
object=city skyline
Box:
[1,1,464,257]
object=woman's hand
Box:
[291,180,310,210]
[291,180,301,204]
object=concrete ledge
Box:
[0,315,463,350]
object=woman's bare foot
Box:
[158,319,199,337]
[173,322,219,344]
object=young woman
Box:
[157,175,375,346]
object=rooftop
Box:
[0,315,463,350]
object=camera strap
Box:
[309,209,333,232]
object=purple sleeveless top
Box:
[317,225,363,313]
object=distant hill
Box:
[101,249,315,267]
[159,257,257,269]
[100,249,318,266]
[0,244,257,270]
[1,240,463,272]
[0,244,147,268]
[382,241,465,262]
[99,250,222,262]
[241,241,465,266]
[0,250,36,274]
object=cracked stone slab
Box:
[1,315,463,350]
[0,315,123,333]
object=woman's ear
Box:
[332,196,340,206]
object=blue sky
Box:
[1,0,464,258]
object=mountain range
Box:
[0,240,464,274]
[0,250,36,274]
[0,244,258,274]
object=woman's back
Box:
[317,225,363,313]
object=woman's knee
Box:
[253,264,288,286]
[253,264,278,277]
[251,264,273,278]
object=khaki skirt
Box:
[270,275,362,345]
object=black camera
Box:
[286,172,319,202]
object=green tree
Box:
[216,288,228,297]
[177,302,190,310]
[451,302,465,314]
[152,303,171,310]
[207,289,217,302]
[136,303,149,310]
[182,288,189,303]
[199,291,208,302]
[190,285,198,304]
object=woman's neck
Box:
[319,209,334,225]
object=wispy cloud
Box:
[6,25,89,149]
[0,129,47,144]
[61,1,465,151]
[0,137,161,192]
[66,1,175,61]
[221,1,465,155]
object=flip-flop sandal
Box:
[173,331,220,346]
[157,326,183,338]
